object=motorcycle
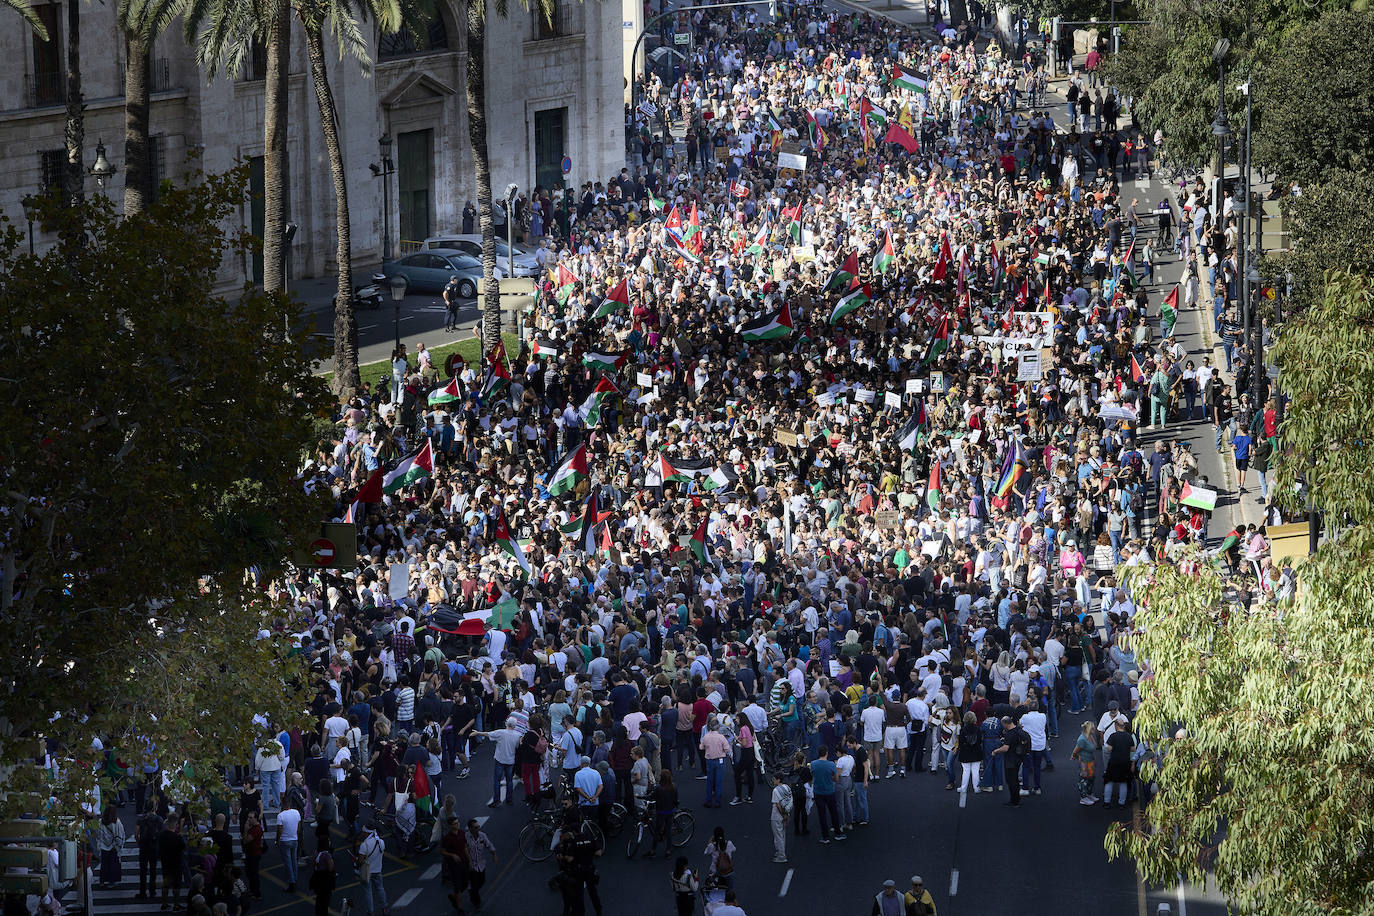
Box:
[352,273,384,310]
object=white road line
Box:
[779,868,794,897]
[949,869,960,897]
[394,888,422,908]
[420,864,441,881]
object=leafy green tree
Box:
[1253,9,1374,187]
[1106,272,1374,916]
[1264,172,1374,319]
[1101,0,1350,169]
[2,0,48,35]
[0,169,323,825]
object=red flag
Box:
[931,235,951,281]
[354,468,384,505]
[1163,285,1179,313]
[883,122,920,153]
[1017,277,1029,307]
[1131,354,1146,384]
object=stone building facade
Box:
[0,0,625,286]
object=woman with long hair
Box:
[1072,720,1099,805]
[730,713,756,805]
[702,826,736,891]
[670,855,699,916]
[96,804,126,888]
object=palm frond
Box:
[5,0,50,40]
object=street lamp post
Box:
[387,274,408,352]
[21,194,35,256]
[1211,40,1231,184]
[88,139,118,192]
[505,182,518,337]
[371,134,396,261]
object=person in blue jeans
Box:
[847,736,870,824]
[980,716,1005,792]
[808,747,844,843]
[700,722,731,808]
[354,827,389,916]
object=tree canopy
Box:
[0,168,325,823]
[1106,272,1374,916]
[1264,171,1374,319]
[1253,9,1374,186]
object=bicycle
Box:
[517,807,606,862]
[625,799,695,859]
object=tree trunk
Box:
[948,0,968,26]
[262,3,290,295]
[123,35,151,216]
[466,0,500,353]
[62,0,83,210]
[305,24,358,400]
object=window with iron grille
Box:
[39,149,65,191]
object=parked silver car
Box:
[422,234,540,277]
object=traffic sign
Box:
[561,155,572,176]
[308,538,335,567]
[445,352,464,377]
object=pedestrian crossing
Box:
[90,811,280,916]
[90,810,491,916]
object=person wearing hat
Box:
[905,876,937,915]
[872,879,903,916]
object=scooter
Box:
[352,273,384,309]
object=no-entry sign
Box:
[309,538,336,567]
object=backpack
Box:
[534,730,549,756]
[1013,729,1032,758]
[715,847,735,876]
[137,815,160,847]
[777,784,794,816]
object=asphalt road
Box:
[299,291,486,377]
[90,743,1224,916]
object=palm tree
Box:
[464,0,550,353]
[293,0,399,400]
[118,0,185,216]
[187,0,291,294]
[63,0,84,210]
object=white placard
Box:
[884,391,904,409]
[855,388,876,403]
[906,378,924,394]
[777,151,809,172]
[921,539,943,559]
[388,561,412,601]
[636,371,654,388]
[1018,351,1043,381]
[930,371,946,393]
[816,391,836,406]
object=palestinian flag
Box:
[1131,353,1146,384]
[892,65,929,93]
[383,441,434,494]
[532,337,559,359]
[689,518,711,566]
[553,264,578,305]
[829,282,872,324]
[1121,243,1138,290]
[581,350,627,373]
[427,377,462,406]
[741,300,794,342]
[923,315,950,364]
[559,514,585,537]
[493,510,531,577]
[873,230,895,275]
[547,443,589,497]
[486,594,520,630]
[593,278,630,319]
[575,489,601,554]
[1033,250,1051,267]
[746,221,771,257]
[926,459,942,511]
[1180,482,1218,512]
[701,464,740,492]
[648,196,666,215]
[479,359,511,401]
[344,468,385,523]
[861,96,888,128]
[783,204,803,243]
[895,412,923,452]
[654,454,690,485]
[825,251,860,293]
[1161,286,1179,326]
[684,203,703,252]
[578,376,619,428]
[931,235,951,281]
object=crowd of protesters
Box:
[86,3,1298,916]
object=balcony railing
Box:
[24,70,65,108]
[118,58,175,93]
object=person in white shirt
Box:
[354,826,388,916]
[1019,700,1049,796]
[323,712,349,758]
[859,702,885,762]
[274,805,303,891]
[834,747,856,831]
